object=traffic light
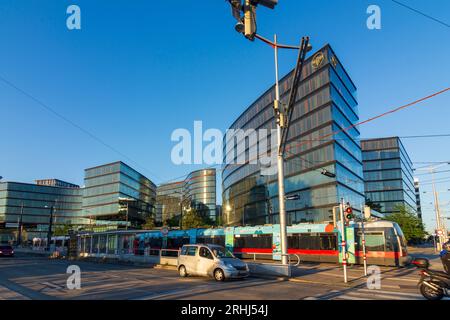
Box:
[228,0,278,41]
[244,0,257,40]
[344,203,354,225]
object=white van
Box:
[177,244,249,281]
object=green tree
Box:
[142,216,155,230]
[385,205,427,244]
[53,224,71,236]
[167,214,181,228]
[181,209,214,229]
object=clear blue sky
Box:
[0,1,449,232]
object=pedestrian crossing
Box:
[304,288,426,300]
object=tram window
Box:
[364,232,385,251]
[384,229,398,251]
[320,234,338,250]
[197,236,225,246]
[149,237,162,248]
[288,233,337,250]
[234,234,272,248]
[167,237,190,249]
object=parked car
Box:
[177,244,249,281]
[0,245,14,257]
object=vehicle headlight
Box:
[224,263,235,270]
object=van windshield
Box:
[211,247,235,258]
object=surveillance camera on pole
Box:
[228,0,278,40]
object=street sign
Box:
[161,227,169,236]
[5,223,19,228]
[436,229,444,236]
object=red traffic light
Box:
[345,207,353,214]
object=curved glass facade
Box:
[222,45,365,227]
[182,169,217,221]
[156,169,217,225]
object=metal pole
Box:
[431,167,443,251]
[339,198,348,283]
[361,205,368,276]
[17,202,24,246]
[47,206,54,251]
[274,34,288,266]
[126,202,129,231]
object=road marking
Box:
[335,294,376,300]
[357,288,423,298]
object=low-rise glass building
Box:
[0,181,83,241]
[361,137,416,215]
[82,161,157,229]
[222,45,365,226]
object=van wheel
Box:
[214,268,225,281]
[179,265,188,277]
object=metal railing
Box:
[235,251,301,266]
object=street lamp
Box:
[44,201,57,252]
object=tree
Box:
[365,198,383,212]
[385,205,427,244]
[53,224,71,236]
[166,214,181,228]
[142,216,155,230]
[181,209,214,229]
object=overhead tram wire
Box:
[158,87,450,186]
[390,0,450,29]
[0,74,164,183]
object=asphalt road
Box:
[0,247,447,300]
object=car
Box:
[177,244,249,281]
[0,245,14,257]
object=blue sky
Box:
[0,1,449,232]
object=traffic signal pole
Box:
[273,34,288,265]
[360,204,368,276]
[339,198,348,283]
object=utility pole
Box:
[273,34,288,265]
[431,166,444,251]
[226,1,312,265]
[339,198,348,283]
[17,202,24,246]
[46,204,55,252]
[360,204,368,276]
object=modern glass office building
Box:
[361,137,416,216]
[155,181,183,224]
[0,181,83,240]
[222,45,365,226]
[183,169,217,222]
[156,169,217,225]
[82,161,157,229]
[414,178,422,220]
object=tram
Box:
[134,220,410,266]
